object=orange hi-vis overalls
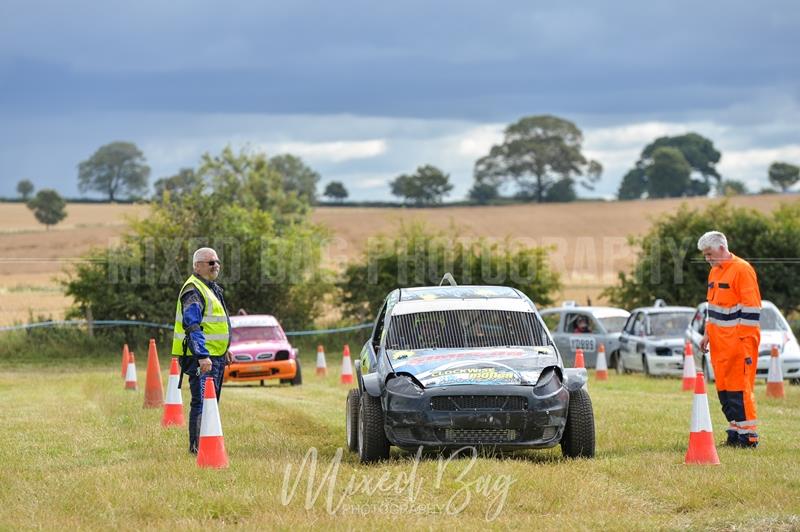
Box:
[707,253,761,447]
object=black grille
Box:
[431,395,527,411]
[441,428,518,443]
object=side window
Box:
[690,310,705,335]
[622,314,635,334]
[565,313,593,334]
[541,312,561,333]
[371,300,388,349]
[632,312,646,336]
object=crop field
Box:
[0,195,793,325]
[1,349,798,530]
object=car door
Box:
[621,311,646,371]
[563,312,598,366]
[619,313,636,368]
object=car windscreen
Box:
[231,326,285,343]
[598,316,627,333]
[760,307,787,331]
[648,312,693,337]
[386,309,549,350]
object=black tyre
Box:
[290,360,303,386]
[345,388,361,453]
[561,388,596,459]
[358,392,390,463]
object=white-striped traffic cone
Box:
[682,341,696,391]
[161,358,185,427]
[766,345,785,399]
[124,352,138,391]
[316,345,328,377]
[685,372,720,465]
[197,377,228,469]
[340,344,354,385]
[595,344,608,381]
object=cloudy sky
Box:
[1,0,799,200]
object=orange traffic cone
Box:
[120,344,130,379]
[316,345,328,377]
[685,372,720,465]
[595,344,608,381]
[682,341,697,391]
[124,352,138,391]
[197,377,229,468]
[574,348,585,369]
[340,344,354,385]
[161,358,185,427]
[766,345,785,399]
[143,339,165,408]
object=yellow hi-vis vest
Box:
[171,274,230,356]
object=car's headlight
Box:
[533,368,562,397]
[385,374,424,397]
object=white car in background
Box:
[617,303,696,377]
[686,300,800,384]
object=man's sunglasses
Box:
[204,260,220,266]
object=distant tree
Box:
[78,142,150,201]
[618,133,720,199]
[390,165,453,205]
[718,179,748,196]
[16,179,34,200]
[468,181,499,205]
[544,177,577,202]
[323,181,348,202]
[153,168,204,201]
[269,154,320,202]
[27,189,67,230]
[759,187,778,195]
[646,147,692,198]
[474,115,601,203]
[768,162,800,192]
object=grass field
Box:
[0,195,795,325]
[1,349,798,530]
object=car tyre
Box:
[561,388,595,459]
[358,392,390,463]
[290,360,303,385]
[345,388,361,453]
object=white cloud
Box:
[455,124,504,158]
[266,139,387,163]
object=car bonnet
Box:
[387,346,559,387]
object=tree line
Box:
[14,118,800,229]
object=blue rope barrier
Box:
[0,319,373,335]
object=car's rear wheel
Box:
[345,388,360,453]
[358,392,390,463]
[561,388,595,459]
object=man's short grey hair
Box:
[193,247,217,265]
[697,231,728,251]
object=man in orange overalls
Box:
[698,231,761,448]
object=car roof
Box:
[399,285,522,301]
[540,306,630,318]
[229,315,280,328]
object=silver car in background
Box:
[686,300,800,384]
[617,303,695,377]
[540,304,630,368]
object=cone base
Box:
[685,431,720,465]
[197,436,229,468]
[161,404,185,427]
[596,370,608,381]
[682,377,696,391]
[766,382,785,398]
[315,368,328,376]
[125,383,137,391]
[340,374,353,384]
[144,396,165,408]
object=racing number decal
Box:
[569,337,596,352]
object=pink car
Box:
[223,315,302,386]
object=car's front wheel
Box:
[561,388,595,459]
[358,392,390,463]
[345,388,360,453]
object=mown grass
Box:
[1,351,799,531]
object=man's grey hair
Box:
[192,247,217,265]
[697,231,728,251]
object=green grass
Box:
[1,353,799,530]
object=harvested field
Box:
[0,195,794,325]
